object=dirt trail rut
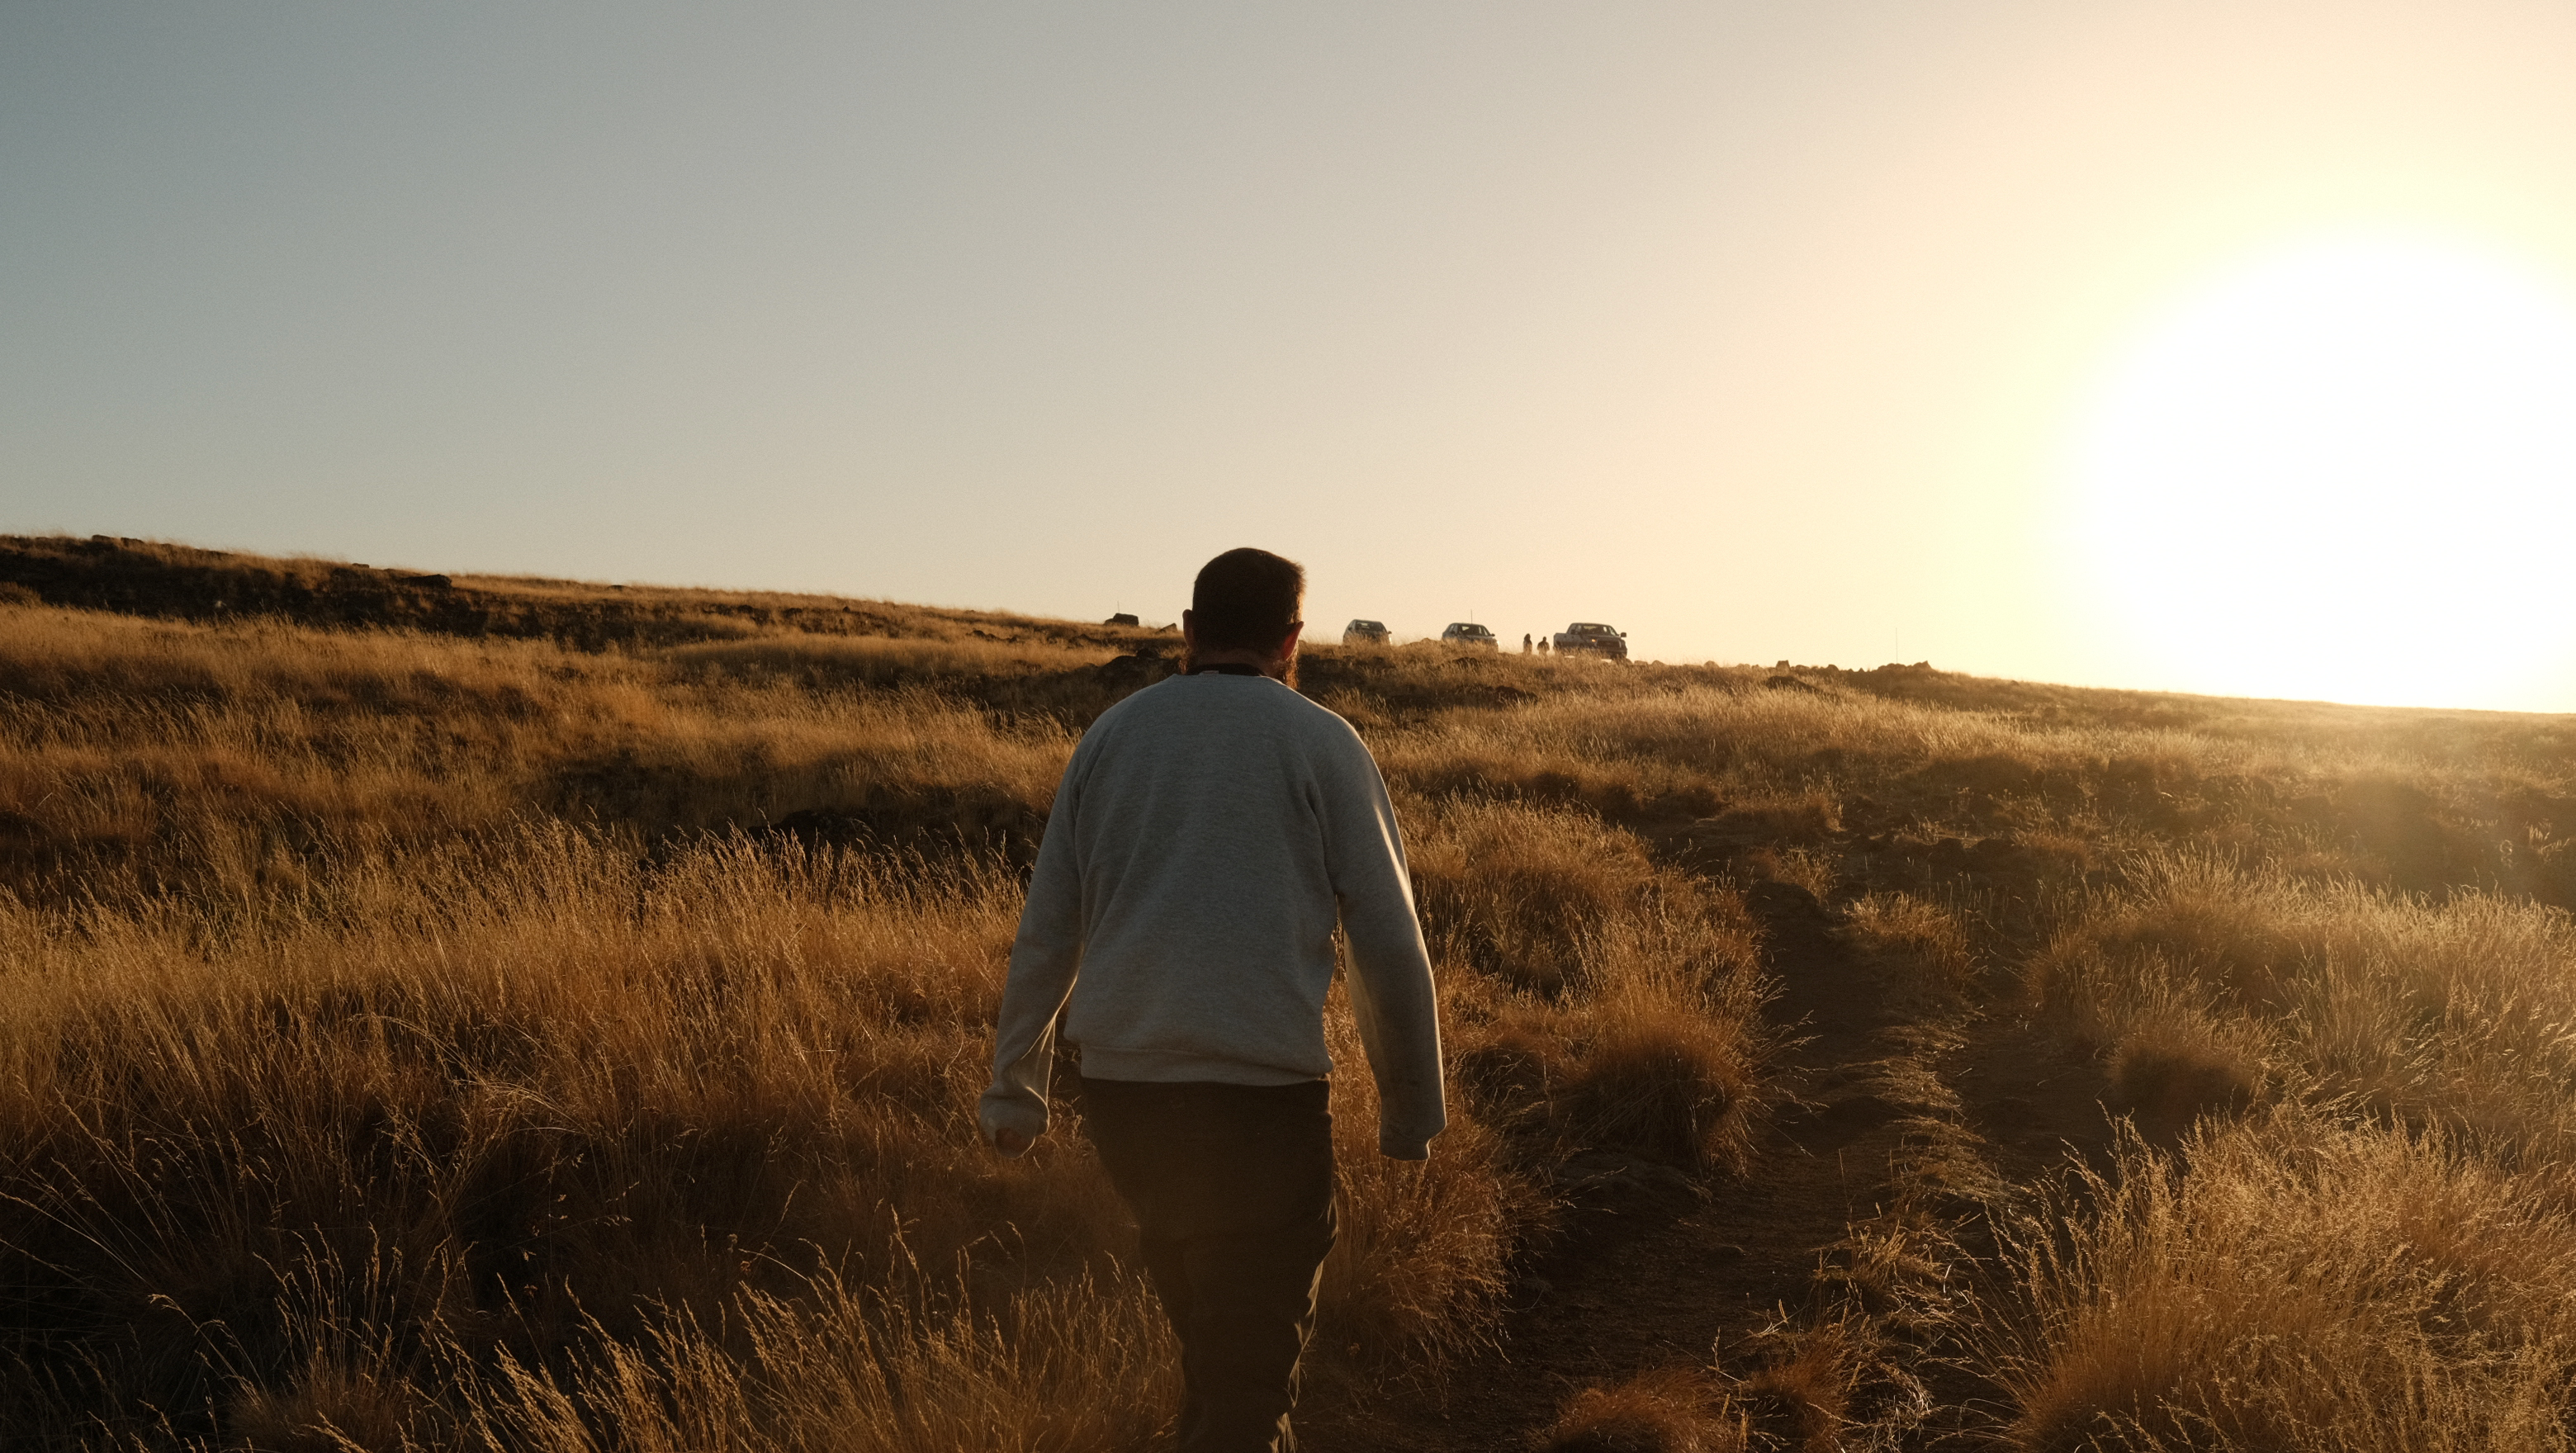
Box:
[1310,875,2115,1450]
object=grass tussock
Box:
[1416,799,1773,1171]
[453,1269,1180,1453]
[1408,798,1669,995]
[1842,892,1980,996]
[1964,857,2576,1443]
[1991,1110,2576,1453]
[1318,980,1546,1360]
[1541,1368,1746,1453]
[1555,939,1767,1171]
[2029,853,2576,1153]
[1726,1312,1877,1451]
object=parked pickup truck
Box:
[1552,622,1628,660]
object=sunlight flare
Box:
[2067,233,2576,710]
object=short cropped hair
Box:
[1191,547,1305,654]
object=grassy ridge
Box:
[7,535,2576,1449]
[0,549,1764,1447]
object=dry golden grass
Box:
[1842,892,1980,996]
[1980,863,2576,1446]
[1725,1312,1878,1451]
[1338,648,2576,1448]
[1416,798,1772,1172]
[0,580,1778,1447]
[0,828,1132,1441]
[446,1269,1181,1453]
[16,541,2576,1448]
[0,603,1095,908]
[1990,1111,2576,1452]
[2028,853,2576,1153]
[1370,668,2576,898]
[1540,1367,1745,1453]
[0,820,1546,1446]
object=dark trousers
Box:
[1079,1077,1337,1453]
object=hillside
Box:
[6,533,2576,1451]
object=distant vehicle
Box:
[1342,618,1391,646]
[1552,622,1628,660]
[1439,622,1499,651]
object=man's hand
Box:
[992,1125,1032,1158]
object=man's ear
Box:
[1181,610,1197,650]
[1276,621,1305,660]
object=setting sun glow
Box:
[2067,234,2576,711]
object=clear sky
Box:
[8,3,2576,709]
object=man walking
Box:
[981,547,1445,1452]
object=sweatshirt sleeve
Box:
[978,760,1086,1152]
[1323,738,1447,1159]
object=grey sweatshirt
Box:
[978,670,1447,1159]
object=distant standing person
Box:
[1538,635,1550,656]
[1521,632,1532,655]
[981,547,1447,1453]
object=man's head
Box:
[1182,547,1305,682]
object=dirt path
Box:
[1309,873,2118,1450]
